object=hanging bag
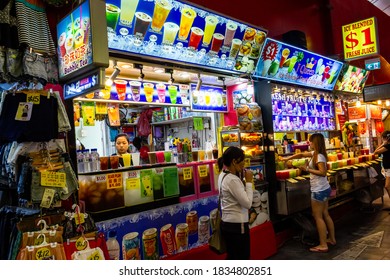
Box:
[209,172,228,254]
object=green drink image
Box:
[106,4,121,31]
[168,85,178,104]
[287,56,298,73]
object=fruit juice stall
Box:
[60,0,277,259]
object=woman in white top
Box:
[280,133,336,253]
[218,146,253,259]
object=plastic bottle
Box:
[76,150,85,173]
[82,149,91,173]
[90,148,100,171]
[106,230,120,260]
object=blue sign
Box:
[105,0,267,75]
[64,69,104,99]
[365,58,380,70]
[253,38,344,91]
[190,84,227,112]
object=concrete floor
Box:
[268,196,390,260]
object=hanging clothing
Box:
[0,0,19,49]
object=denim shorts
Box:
[0,47,23,81]
[23,50,59,84]
[311,187,331,202]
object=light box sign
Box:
[105,0,267,75]
[57,0,109,82]
[342,17,379,61]
[64,68,105,99]
[190,84,227,112]
[253,38,344,91]
[334,64,370,94]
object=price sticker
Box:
[183,167,192,180]
[107,172,123,189]
[262,40,279,61]
[87,250,104,260]
[74,213,85,225]
[26,92,40,104]
[40,171,66,188]
[35,247,52,260]
[126,177,140,190]
[198,165,208,177]
[75,236,88,251]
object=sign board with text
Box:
[342,17,379,61]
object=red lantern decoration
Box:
[376,121,384,133]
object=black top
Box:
[382,143,390,169]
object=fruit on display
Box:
[240,133,262,144]
[222,133,239,143]
[242,145,263,157]
[341,121,358,147]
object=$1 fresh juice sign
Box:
[342,17,379,61]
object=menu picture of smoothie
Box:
[151,0,172,32]
[188,27,203,50]
[162,22,179,45]
[202,15,219,46]
[223,21,237,48]
[134,12,152,39]
[106,3,121,31]
[120,0,139,27]
[178,7,196,40]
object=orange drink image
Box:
[202,15,218,46]
[143,83,154,102]
[279,48,290,67]
[178,7,196,40]
[151,0,172,32]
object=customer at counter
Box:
[112,133,130,167]
[279,133,336,253]
[374,130,390,199]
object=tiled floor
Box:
[268,196,390,260]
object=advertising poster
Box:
[57,0,93,79]
[254,38,344,91]
[334,64,370,94]
[190,84,227,112]
[105,0,267,74]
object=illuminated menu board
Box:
[57,0,108,82]
[334,64,370,94]
[190,84,227,112]
[105,0,267,74]
[254,38,344,91]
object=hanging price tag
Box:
[26,92,40,104]
[75,236,88,251]
[198,165,208,177]
[41,171,66,188]
[35,247,52,260]
[183,167,192,180]
[87,250,104,260]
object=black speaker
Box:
[282,30,307,50]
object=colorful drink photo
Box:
[178,7,196,40]
[134,12,152,39]
[106,4,121,31]
[151,0,172,32]
[188,27,204,50]
[203,15,219,46]
[120,0,139,27]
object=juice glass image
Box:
[156,83,166,103]
[254,31,266,45]
[287,56,298,73]
[164,151,172,162]
[130,81,141,101]
[210,33,224,53]
[110,155,119,169]
[204,91,211,105]
[65,34,74,54]
[122,153,131,167]
[224,21,237,47]
[151,0,172,32]
[162,22,179,45]
[168,85,178,104]
[106,4,121,31]
[179,84,189,104]
[143,83,154,102]
[156,151,165,163]
[198,150,205,161]
[58,32,66,57]
[229,38,241,59]
[279,48,290,67]
[120,0,139,27]
[192,150,198,161]
[178,7,196,40]
[134,12,152,39]
[114,80,128,101]
[131,152,140,166]
[188,27,203,50]
[99,156,109,170]
[203,15,219,46]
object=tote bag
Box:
[209,173,228,254]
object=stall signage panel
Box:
[369,105,382,120]
[342,17,379,61]
[348,106,367,120]
[253,38,344,91]
[190,84,227,112]
[333,64,370,94]
[64,70,104,99]
[105,0,267,75]
[107,172,123,189]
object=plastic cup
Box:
[198,150,205,161]
[151,0,172,32]
[143,83,154,102]
[156,83,166,103]
[156,151,165,163]
[229,38,241,59]
[122,153,131,167]
[110,155,119,169]
[178,7,196,40]
[162,22,179,45]
[99,156,109,170]
[148,152,157,164]
[210,33,224,53]
[164,151,172,163]
[130,81,141,101]
[168,85,178,104]
[119,0,139,27]
[224,21,237,48]
[212,149,218,159]
[114,80,128,101]
[206,150,213,160]
[192,150,198,161]
[131,152,140,166]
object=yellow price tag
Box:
[35,247,52,260]
[198,165,208,177]
[126,178,140,190]
[26,93,40,104]
[107,173,123,189]
[75,236,88,251]
[40,171,66,188]
[183,167,192,180]
[87,250,103,260]
[74,213,85,225]
[95,102,108,114]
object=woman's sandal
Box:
[309,246,329,253]
[326,240,336,246]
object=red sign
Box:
[348,106,367,120]
[369,105,382,120]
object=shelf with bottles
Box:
[273,115,336,132]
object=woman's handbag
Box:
[209,173,228,254]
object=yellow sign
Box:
[95,102,108,114]
[198,165,208,177]
[107,172,123,189]
[26,93,40,104]
[126,177,140,190]
[183,167,192,180]
[342,17,378,60]
[40,171,66,188]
